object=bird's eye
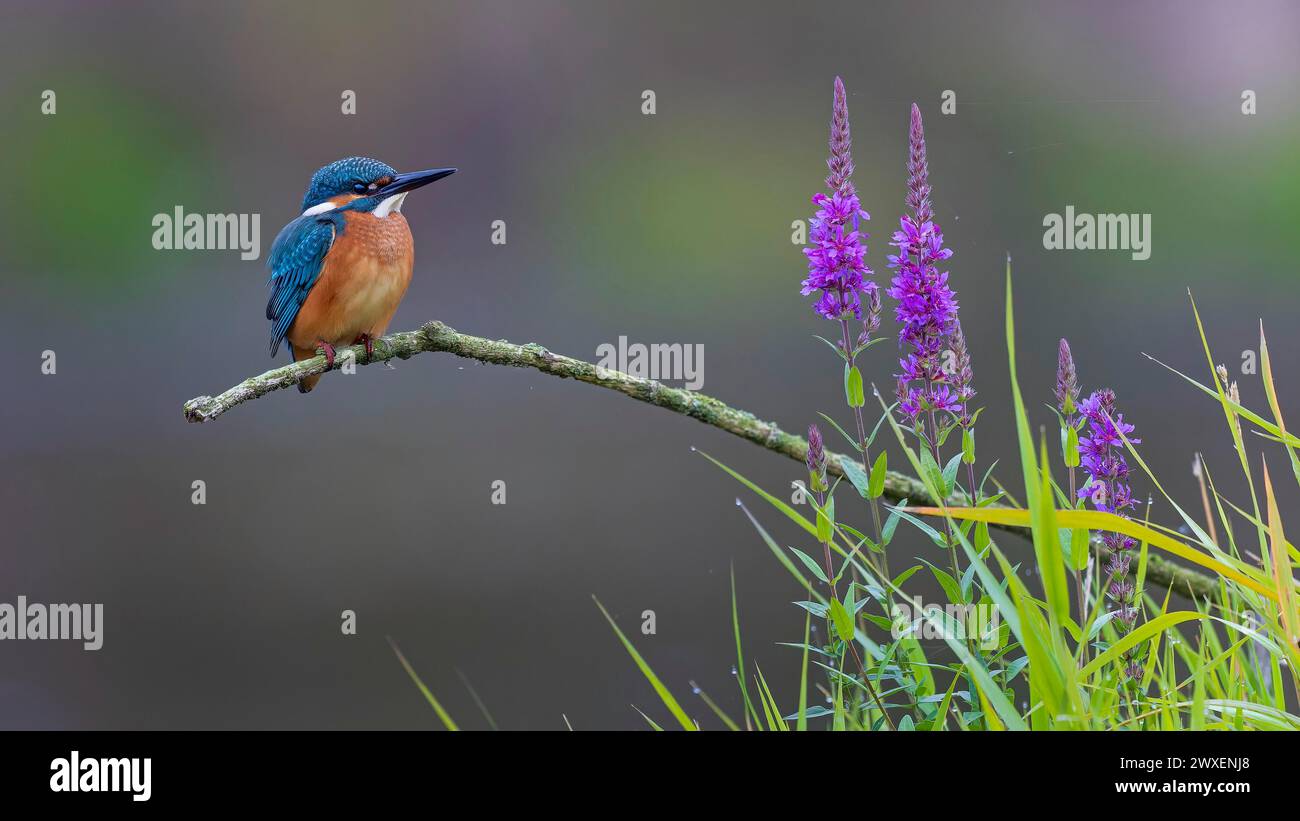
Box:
[352,182,368,194]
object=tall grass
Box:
[603,270,1299,731]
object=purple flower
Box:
[858,285,882,347]
[948,319,975,423]
[906,103,932,225]
[806,424,828,492]
[1077,387,1145,678]
[801,78,875,322]
[1077,389,1140,514]
[825,77,855,197]
[887,105,959,421]
[1056,338,1080,416]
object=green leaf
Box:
[797,608,811,731]
[792,600,828,618]
[881,500,905,545]
[816,499,833,544]
[887,504,948,549]
[926,561,964,605]
[845,364,865,408]
[918,606,1029,731]
[928,674,961,731]
[1064,526,1090,572]
[936,423,955,447]
[840,457,871,498]
[1006,267,1070,634]
[910,505,1279,601]
[633,707,664,731]
[698,450,817,540]
[789,547,830,584]
[594,596,696,730]
[868,450,888,499]
[813,335,849,362]
[942,452,963,499]
[1063,425,1080,468]
[1079,611,1208,680]
[919,448,946,500]
[729,566,758,731]
[817,412,862,453]
[753,665,788,731]
[829,598,854,643]
[962,427,976,465]
[866,404,897,450]
[785,705,834,720]
[891,564,923,588]
[388,638,459,731]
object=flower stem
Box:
[839,319,886,576]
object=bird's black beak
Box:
[377,167,456,197]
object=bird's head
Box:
[300,156,456,218]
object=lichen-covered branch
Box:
[182,320,1216,599]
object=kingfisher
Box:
[266,156,456,392]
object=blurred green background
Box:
[1,0,1297,728]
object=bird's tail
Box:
[292,344,324,393]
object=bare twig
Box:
[183,320,1217,599]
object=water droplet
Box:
[730,665,737,676]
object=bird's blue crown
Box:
[301,157,398,212]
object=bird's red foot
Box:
[354,333,375,362]
[316,340,337,368]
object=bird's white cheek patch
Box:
[373,192,408,219]
[301,201,338,217]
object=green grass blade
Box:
[909,506,1278,601]
[730,565,759,730]
[919,606,1029,731]
[594,596,697,731]
[388,637,459,731]
[798,607,811,731]
[689,681,741,731]
[1078,611,1207,679]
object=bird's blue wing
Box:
[266,214,337,357]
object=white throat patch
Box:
[374,192,408,219]
[301,201,338,217]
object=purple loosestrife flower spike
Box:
[1077,387,1145,678]
[1078,389,1140,515]
[949,319,975,411]
[826,77,855,197]
[1056,338,1080,416]
[801,78,875,322]
[906,103,932,225]
[887,103,958,421]
[806,424,828,493]
[858,285,882,346]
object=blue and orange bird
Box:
[266,157,456,392]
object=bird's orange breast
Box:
[287,211,414,351]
